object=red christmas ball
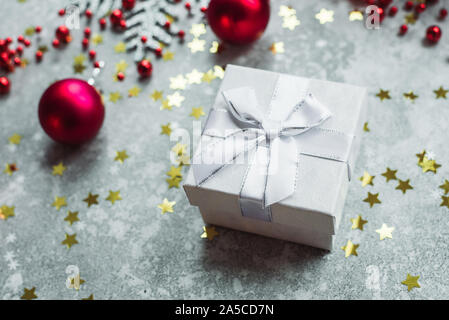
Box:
[137,59,152,77]
[0,76,10,94]
[206,0,270,45]
[122,0,136,10]
[56,25,70,43]
[426,25,442,43]
[38,79,105,144]
[110,9,123,26]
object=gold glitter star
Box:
[166,177,182,189]
[128,86,141,97]
[187,38,205,53]
[375,223,394,240]
[270,42,285,54]
[150,90,163,101]
[405,13,417,25]
[114,41,126,53]
[315,8,334,24]
[190,106,205,119]
[161,123,172,136]
[167,166,182,179]
[160,99,172,110]
[91,34,103,45]
[158,198,175,214]
[52,162,66,176]
[169,74,187,90]
[176,154,191,166]
[341,240,359,258]
[363,192,381,208]
[350,215,367,231]
[401,274,420,291]
[349,10,363,21]
[190,23,207,38]
[62,233,78,249]
[439,180,449,195]
[201,226,219,240]
[282,15,300,30]
[162,51,174,61]
[363,122,370,132]
[381,167,397,182]
[115,60,128,73]
[213,65,225,79]
[106,190,122,204]
[109,91,122,103]
[73,64,86,74]
[68,274,85,290]
[434,86,448,99]
[21,287,37,300]
[8,133,22,145]
[186,69,204,84]
[52,196,67,211]
[359,171,375,187]
[74,54,86,66]
[376,89,391,101]
[3,163,18,176]
[440,195,449,209]
[416,150,426,164]
[172,143,187,156]
[202,70,216,84]
[404,91,418,101]
[83,193,99,207]
[279,5,296,17]
[0,205,15,220]
[167,91,185,107]
[82,294,94,300]
[114,150,129,163]
[25,26,35,36]
[64,211,79,226]
[419,156,440,173]
[396,179,413,194]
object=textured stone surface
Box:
[1,0,449,300]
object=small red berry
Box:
[399,24,408,35]
[8,49,16,58]
[13,57,21,66]
[35,50,43,61]
[439,8,448,19]
[82,38,89,48]
[89,50,96,59]
[35,26,42,33]
[85,9,93,18]
[141,36,147,43]
[94,61,101,68]
[16,45,23,55]
[178,30,185,38]
[0,39,7,52]
[405,1,413,11]
[23,39,31,47]
[0,76,11,94]
[122,0,136,10]
[415,3,426,14]
[5,37,13,45]
[119,19,127,29]
[99,18,107,29]
[110,9,123,26]
[389,6,398,16]
[56,25,70,42]
[164,21,171,29]
[52,39,60,48]
[200,7,207,13]
[155,47,162,57]
[17,35,24,43]
[185,2,191,10]
[84,27,91,37]
[116,72,125,81]
[58,8,65,16]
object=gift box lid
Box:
[184,65,367,235]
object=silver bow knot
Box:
[193,84,353,222]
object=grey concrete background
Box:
[1,0,449,299]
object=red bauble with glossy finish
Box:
[426,25,442,43]
[122,0,136,10]
[137,59,152,77]
[56,25,70,42]
[206,0,270,45]
[110,9,123,26]
[0,76,10,94]
[38,79,105,144]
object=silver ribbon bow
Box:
[192,77,354,222]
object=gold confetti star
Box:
[83,193,99,207]
[150,90,163,101]
[82,294,94,300]
[416,150,426,164]
[74,54,86,66]
[172,143,187,156]
[73,64,86,74]
[161,123,172,136]
[68,274,85,290]
[0,205,15,220]
[439,180,449,195]
[21,287,37,300]
[158,198,176,214]
[270,42,284,54]
[3,163,18,176]
[315,8,334,24]
[363,122,370,132]
[167,165,183,179]
[419,156,440,173]
[25,26,35,36]
[213,65,225,79]
[160,99,173,111]
[8,133,21,145]
[128,86,141,97]
[115,60,128,73]
[363,192,381,208]
[434,86,448,99]
[190,23,207,38]
[109,91,122,103]
[91,34,103,45]
[376,89,391,101]
[350,215,368,231]
[187,38,206,53]
[381,167,397,182]
[64,211,79,226]
[279,5,296,17]
[162,51,174,61]
[166,177,182,189]
[52,196,67,211]
[167,91,185,107]
[282,15,300,30]
[405,13,417,25]
[169,74,187,90]
[404,91,418,101]
[106,190,122,204]
[202,69,216,84]
[401,274,420,291]
[190,106,205,119]
[176,154,191,166]
[114,41,126,53]
[440,195,449,209]
[62,233,78,249]
[396,179,413,194]
[201,226,219,240]
[52,162,66,176]
[341,240,359,258]
[186,69,204,84]
[359,171,375,187]
[349,10,363,21]
[114,150,129,163]
[375,223,394,240]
